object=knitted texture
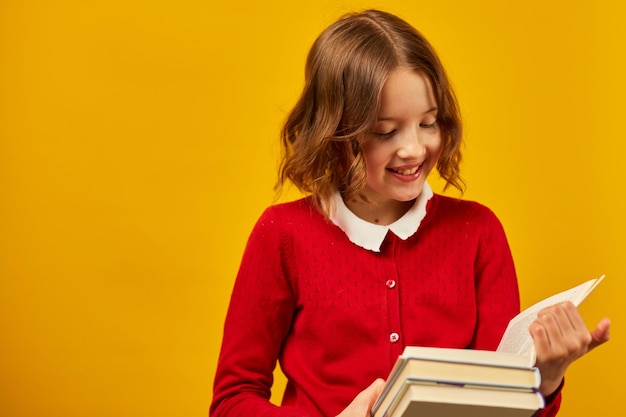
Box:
[210,194,561,417]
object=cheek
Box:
[428,135,443,161]
[360,142,388,167]
[433,144,443,162]
[361,149,386,179]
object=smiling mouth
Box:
[389,166,420,175]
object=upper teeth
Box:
[395,167,419,175]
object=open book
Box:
[497,274,605,355]
[371,275,605,417]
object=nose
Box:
[396,127,426,160]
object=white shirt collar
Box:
[329,182,433,252]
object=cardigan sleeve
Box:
[471,206,562,416]
[535,379,563,417]
[470,206,522,351]
[209,207,309,417]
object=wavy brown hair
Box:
[276,9,464,217]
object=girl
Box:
[210,9,610,417]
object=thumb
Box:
[589,317,611,351]
[362,378,385,404]
[362,378,386,408]
[371,378,386,397]
[337,378,386,417]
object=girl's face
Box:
[358,67,442,216]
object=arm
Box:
[211,204,392,417]
[210,208,304,417]
[470,207,567,415]
[471,206,521,350]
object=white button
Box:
[385,279,396,289]
[389,333,399,343]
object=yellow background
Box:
[0,0,622,416]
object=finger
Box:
[534,307,563,346]
[534,309,581,358]
[559,302,588,332]
[529,321,551,354]
[589,318,611,350]
[547,305,608,353]
[540,303,592,344]
[538,302,581,334]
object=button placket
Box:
[382,236,403,357]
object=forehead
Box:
[377,68,437,119]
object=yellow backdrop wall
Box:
[0,0,622,416]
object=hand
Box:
[336,378,386,417]
[529,301,610,397]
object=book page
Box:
[496,275,604,355]
[400,346,534,367]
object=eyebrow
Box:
[377,107,438,121]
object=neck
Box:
[343,197,414,226]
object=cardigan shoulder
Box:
[254,196,331,238]
[426,193,506,232]
[260,196,319,219]
[429,193,499,217]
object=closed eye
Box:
[420,121,438,129]
[373,129,396,139]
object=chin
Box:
[397,186,425,202]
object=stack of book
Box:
[371,346,543,417]
[371,275,606,417]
